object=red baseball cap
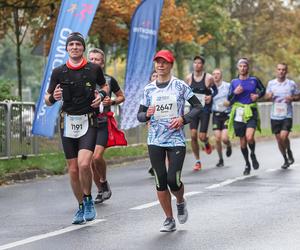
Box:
[153,50,175,63]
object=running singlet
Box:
[212,81,230,113]
[141,76,194,147]
[266,78,299,120]
[190,73,212,112]
[229,76,265,105]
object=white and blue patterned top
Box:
[141,76,194,147]
[266,78,299,120]
[212,81,231,113]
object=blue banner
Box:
[120,0,164,130]
[32,0,100,138]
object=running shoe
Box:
[176,199,188,224]
[72,204,85,225]
[101,181,112,200]
[148,166,155,177]
[243,166,251,176]
[216,159,224,167]
[160,217,176,232]
[287,149,294,165]
[281,161,290,169]
[204,142,212,154]
[83,196,96,221]
[193,161,202,171]
[250,153,259,170]
[94,191,104,204]
[226,145,232,157]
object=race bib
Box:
[272,103,287,117]
[215,99,227,112]
[195,93,205,107]
[153,94,178,120]
[234,107,245,123]
[64,114,89,138]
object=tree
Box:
[0,0,56,100]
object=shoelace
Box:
[177,203,185,215]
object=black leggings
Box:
[148,145,186,192]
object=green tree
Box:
[0,0,56,100]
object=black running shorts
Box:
[212,112,229,131]
[189,112,211,133]
[233,108,258,137]
[271,118,292,134]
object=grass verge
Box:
[1,126,300,179]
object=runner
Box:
[45,32,107,224]
[227,58,265,175]
[186,56,218,171]
[137,50,202,232]
[265,63,299,169]
[88,48,125,204]
[212,68,232,167]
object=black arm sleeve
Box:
[137,105,150,122]
[211,84,218,98]
[227,83,236,105]
[182,95,202,125]
[256,77,266,98]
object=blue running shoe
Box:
[83,196,96,221]
[72,204,85,225]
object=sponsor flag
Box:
[32,0,100,137]
[120,0,164,130]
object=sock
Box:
[248,142,255,155]
[241,147,250,166]
[83,194,92,199]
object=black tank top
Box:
[190,73,212,110]
[190,73,212,95]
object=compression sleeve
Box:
[227,83,236,105]
[182,95,202,124]
[137,105,150,122]
[256,78,266,98]
[211,84,218,98]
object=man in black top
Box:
[45,32,107,224]
[186,56,218,171]
[88,48,125,204]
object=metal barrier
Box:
[1,101,300,159]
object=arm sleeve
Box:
[256,77,266,98]
[137,105,150,122]
[182,95,202,125]
[227,82,236,104]
[211,84,218,97]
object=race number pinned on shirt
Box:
[272,102,287,117]
[195,93,205,107]
[234,107,245,123]
[64,114,89,138]
[153,94,178,120]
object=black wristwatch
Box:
[111,100,116,105]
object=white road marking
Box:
[130,191,203,210]
[205,175,254,189]
[265,168,278,172]
[0,219,105,250]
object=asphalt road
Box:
[1,138,300,250]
